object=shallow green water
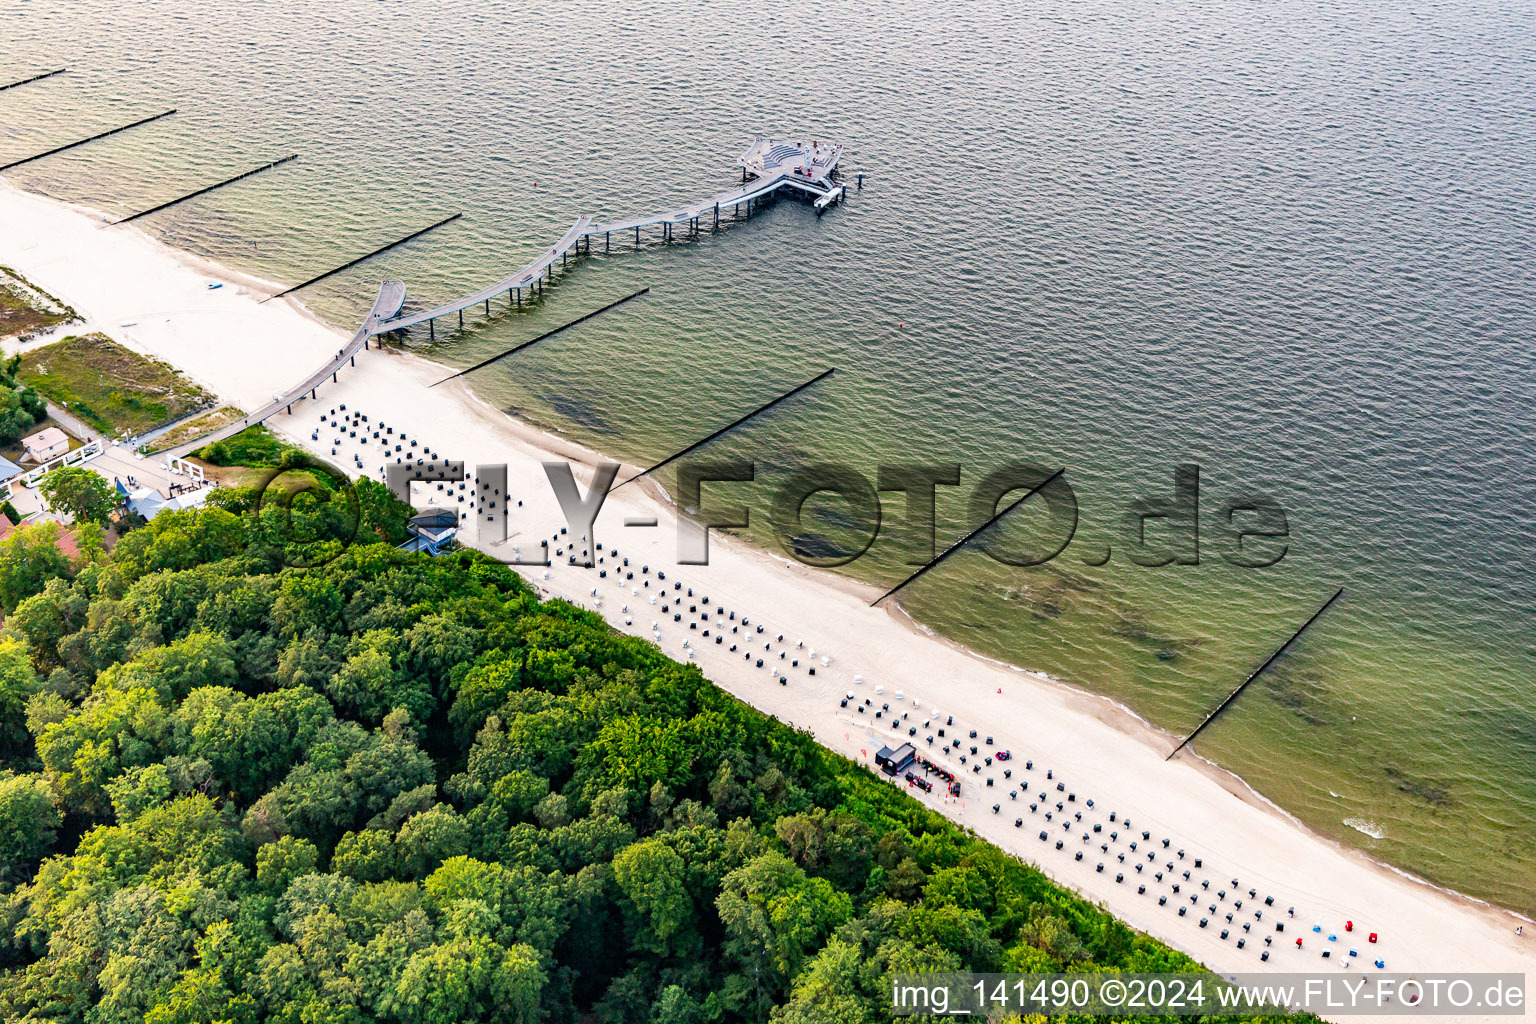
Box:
[3,0,1533,912]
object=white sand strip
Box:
[2,178,1531,1022]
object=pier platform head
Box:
[741,137,843,184]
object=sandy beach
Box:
[2,178,1531,1019]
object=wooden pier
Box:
[372,137,845,336]
[380,215,593,332]
[161,138,848,460]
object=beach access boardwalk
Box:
[160,138,844,463]
[160,280,404,460]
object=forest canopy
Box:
[0,491,1272,1024]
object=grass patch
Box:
[193,426,349,502]
[144,405,246,454]
[0,265,77,340]
[18,333,216,438]
[194,424,304,469]
[226,466,333,492]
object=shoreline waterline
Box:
[5,0,1534,917]
[2,178,1532,1001]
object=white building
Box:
[21,427,70,463]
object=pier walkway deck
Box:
[160,138,843,463]
[161,280,404,460]
[371,172,811,334]
[586,169,795,235]
[372,138,842,336]
[379,216,591,332]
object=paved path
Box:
[43,401,97,444]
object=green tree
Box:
[331,828,397,882]
[327,630,431,726]
[134,631,238,701]
[716,851,854,1012]
[34,681,169,815]
[40,466,117,524]
[256,835,321,894]
[9,579,86,668]
[396,803,471,878]
[774,808,874,890]
[651,984,706,1024]
[355,477,414,544]
[401,612,480,691]
[772,938,881,1024]
[0,373,46,444]
[448,657,524,743]
[612,839,696,956]
[69,520,110,565]
[0,521,71,612]
[0,635,40,755]
[0,770,61,885]
[104,762,174,821]
[392,937,545,1023]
